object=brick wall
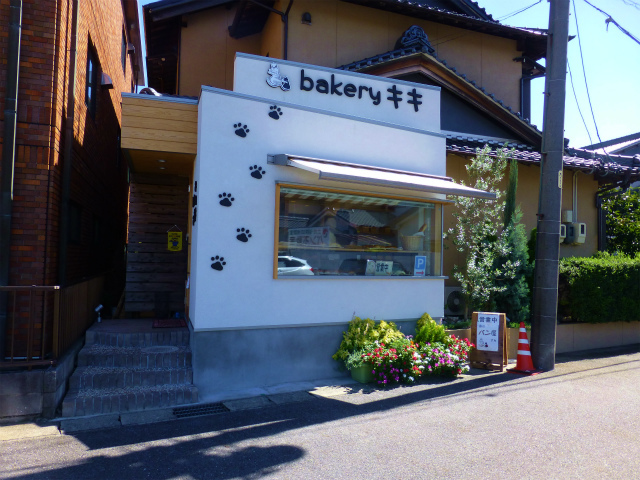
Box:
[1,0,137,356]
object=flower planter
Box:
[445,328,471,341]
[350,364,374,383]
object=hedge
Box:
[558,253,640,323]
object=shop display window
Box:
[276,186,442,278]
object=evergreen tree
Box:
[492,159,531,323]
[448,146,530,319]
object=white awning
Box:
[267,154,496,199]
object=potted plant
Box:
[344,345,376,383]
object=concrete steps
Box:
[68,365,193,390]
[77,345,192,368]
[62,321,198,418]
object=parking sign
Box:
[413,256,426,276]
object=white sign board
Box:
[233,53,441,132]
[374,260,393,276]
[476,312,500,352]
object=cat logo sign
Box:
[167,231,182,251]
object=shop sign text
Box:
[476,312,500,352]
[300,70,423,112]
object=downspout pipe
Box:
[0,0,23,360]
[58,0,79,285]
[247,0,293,60]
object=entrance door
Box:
[125,173,189,317]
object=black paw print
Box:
[236,228,252,243]
[219,192,235,207]
[234,123,249,138]
[211,255,226,271]
[268,105,283,120]
[250,165,265,179]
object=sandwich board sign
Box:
[470,312,507,371]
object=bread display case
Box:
[276,185,442,277]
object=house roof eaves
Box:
[338,49,543,143]
[145,0,233,22]
[446,136,640,181]
[340,0,548,46]
[582,132,640,154]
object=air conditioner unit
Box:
[444,287,466,317]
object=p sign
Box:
[413,256,427,276]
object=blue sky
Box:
[138,0,639,149]
[481,0,640,148]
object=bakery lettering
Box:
[299,69,423,112]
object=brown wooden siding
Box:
[125,174,189,315]
[121,96,198,155]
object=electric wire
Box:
[571,0,608,157]
[567,61,593,146]
[621,0,640,10]
[583,0,640,46]
[497,0,543,21]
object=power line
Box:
[583,0,640,46]
[567,61,593,146]
[621,0,640,10]
[572,0,607,153]
[497,0,543,21]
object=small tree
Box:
[601,187,640,256]
[492,159,531,323]
[447,145,526,317]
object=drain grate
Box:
[173,402,230,418]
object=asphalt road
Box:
[1,347,639,480]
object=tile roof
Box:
[388,0,499,23]
[341,0,549,42]
[582,132,640,155]
[446,135,640,182]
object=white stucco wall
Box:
[234,53,441,133]
[189,55,447,331]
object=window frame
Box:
[85,46,98,117]
[121,29,127,74]
[273,183,446,280]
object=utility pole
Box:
[531,0,571,371]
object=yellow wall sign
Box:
[168,231,182,251]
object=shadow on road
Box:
[9,345,639,479]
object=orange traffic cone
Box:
[508,322,541,375]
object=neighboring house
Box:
[0,0,144,418]
[583,132,640,188]
[119,0,640,397]
[582,131,640,240]
[583,132,640,158]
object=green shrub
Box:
[558,253,640,323]
[442,318,471,330]
[414,313,447,345]
[332,317,404,362]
